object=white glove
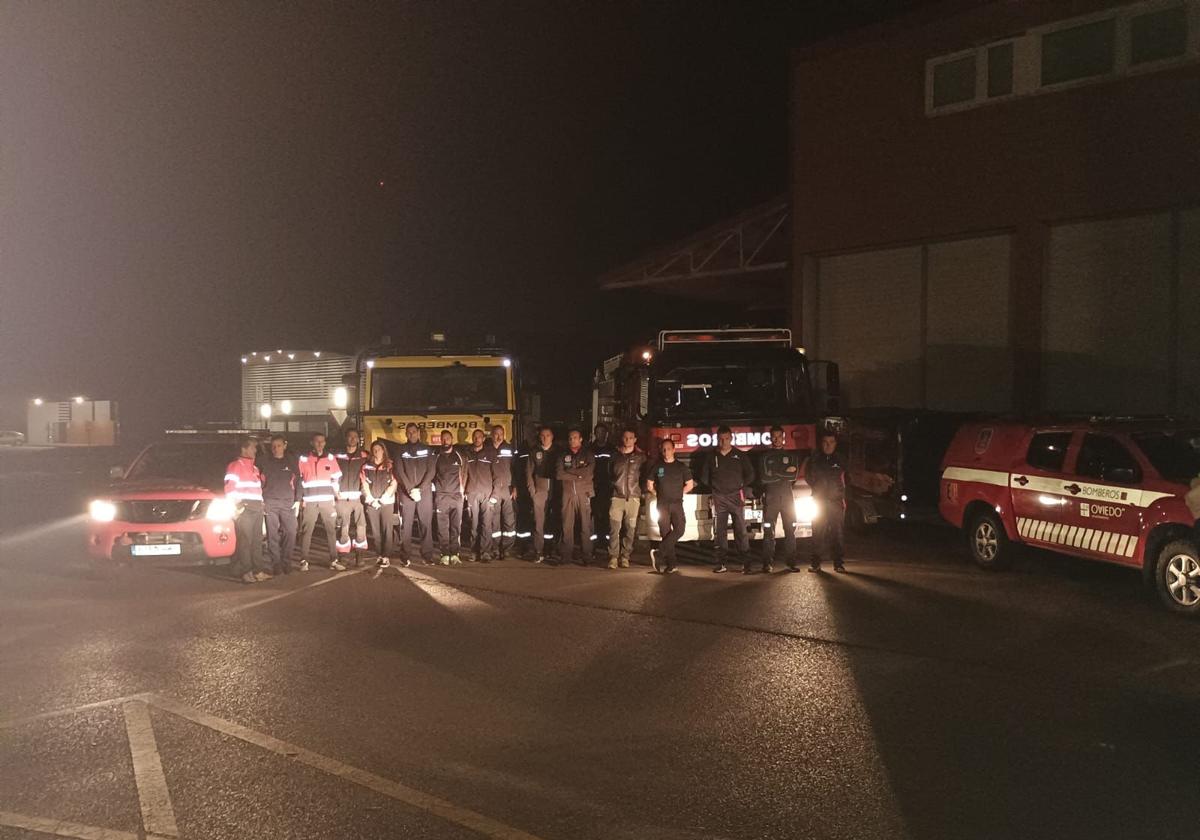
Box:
[410,488,421,502]
[489,497,498,505]
[291,501,300,514]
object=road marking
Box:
[0,692,154,730]
[122,701,179,838]
[0,810,138,840]
[229,567,366,613]
[145,693,546,840]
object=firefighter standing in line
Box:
[525,425,559,564]
[362,440,402,569]
[757,425,800,573]
[607,428,647,569]
[257,433,301,577]
[334,429,370,567]
[464,429,497,562]
[433,429,467,565]
[394,423,436,565]
[648,438,693,574]
[589,423,615,553]
[297,431,342,572]
[557,428,595,566]
[488,424,518,560]
[806,430,847,573]
[225,435,268,584]
[699,426,756,574]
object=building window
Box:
[987,42,1014,97]
[932,54,977,107]
[1130,5,1189,64]
[1040,17,1117,86]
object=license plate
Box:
[131,544,181,556]
[794,525,813,539]
[746,509,763,522]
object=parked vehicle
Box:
[940,418,1200,615]
[0,430,26,446]
[840,410,971,527]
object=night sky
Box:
[1,1,913,440]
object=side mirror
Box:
[1104,466,1136,484]
[109,466,125,480]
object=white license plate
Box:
[795,525,813,539]
[131,544,181,556]
[746,509,763,522]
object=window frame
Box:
[1023,430,1074,474]
[1070,432,1144,485]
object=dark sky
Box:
[1,0,911,439]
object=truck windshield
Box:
[126,442,233,489]
[1131,429,1200,483]
[370,366,508,413]
[652,362,809,420]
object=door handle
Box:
[1064,483,1081,495]
[1013,475,1029,486]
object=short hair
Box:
[238,435,258,450]
[440,429,454,437]
[491,424,505,433]
[567,427,583,438]
[820,429,838,440]
[472,428,486,438]
[659,437,675,449]
[405,422,420,432]
[717,425,733,435]
[345,428,361,437]
[594,422,609,432]
[269,433,287,444]
[311,431,326,439]
[537,425,553,434]
[770,425,785,434]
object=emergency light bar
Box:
[657,329,792,349]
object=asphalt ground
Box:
[2,448,1199,840]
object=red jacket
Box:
[298,451,342,503]
[224,456,264,503]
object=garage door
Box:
[1044,213,1173,414]
[817,247,922,407]
[925,235,1012,411]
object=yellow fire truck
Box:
[347,339,524,448]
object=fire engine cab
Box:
[939,419,1200,616]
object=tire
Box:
[1153,539,1200,617]
[966,510,1011,571]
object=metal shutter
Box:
[817,246,923,408]
[925,235,1012,411]
[1044,213,1173,413]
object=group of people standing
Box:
[221,422,848,584]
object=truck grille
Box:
[117,500,203,523]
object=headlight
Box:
[89,499,117,522]
[206,497,238,521]
[795,495,819,523]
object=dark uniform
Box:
[334,445,370,561]
[699,446,755,569]
[433,445,467,560]
[757,446,800,569]
[257,450,301,575]
[651,459,692,571]
[806,448,847,571]
[525,443,559,560]
[464,443,496,560]
[361,460,397,559]
[556,445,595,564]
[489,440,517,558]
[394,441,435,562]
[589,440,616,550]
[608,448,647,568]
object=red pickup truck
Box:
[939,419,1200,616]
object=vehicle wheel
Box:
[1154,539,1200,617]
[966,510,1011,571]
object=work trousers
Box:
[435,492,463,557]
[592,492,612,548]
[466,493,494,557]
[608,496,641,565]
[812,500,846,569]
[561,491,594,563]
[336,497,367,555]
[656,501,686,566]
[298,500,338,564]
[399,493,434,561]
[491,496,516,556]
[712,491,749,561]
[761,488,797,564]
[232,502,266,576]
[264,501,297,573]
[530,482,557,557]
[364,503,395,558]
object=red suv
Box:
[86,434,245,564]
[940,419,1200,616]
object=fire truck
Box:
[592,328,839,543]
[343,336,529,449]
